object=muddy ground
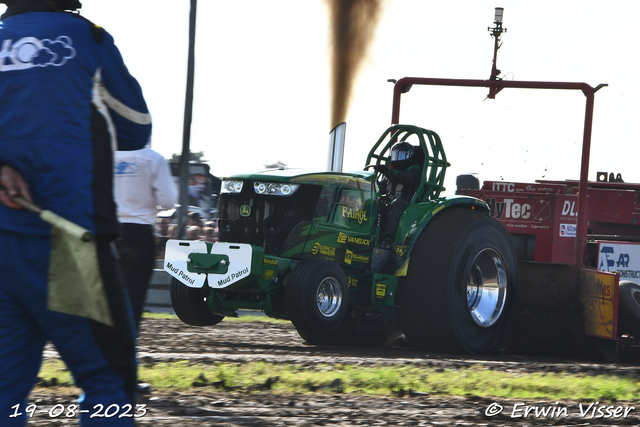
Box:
[30,318,640,426]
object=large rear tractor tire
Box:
[286,259,349,340]
[170,277,224,326]
[619,280,640,339]
[398,208,519,354]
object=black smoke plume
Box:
[327,0,381,129]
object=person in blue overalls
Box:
[0,0,151,425]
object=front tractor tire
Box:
[286,259,349,342]
[398,208,519,354]
[170,277,224,326]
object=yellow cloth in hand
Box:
[42,210,114,326]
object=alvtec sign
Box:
[461,179,640,264]
[460,181,579,263]
[486,197,534,220]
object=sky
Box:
[3,1,639,195]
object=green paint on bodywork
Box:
[396,196,489,247]
[186,253,229,275]
[371,273,398,311]
[392,196,489,276]
[204,248,294,318]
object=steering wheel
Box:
[364,164,395,198]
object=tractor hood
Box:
[224,168,375,187]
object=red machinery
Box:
[459,178,640,266]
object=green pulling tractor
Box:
[164,124,519,354]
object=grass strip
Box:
[142,312,287,323]
[35,359,640,402]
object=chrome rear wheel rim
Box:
[466,248,507,327]
[316,277,343,317]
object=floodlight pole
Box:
[177,0,198,239]
[487,7,506,99]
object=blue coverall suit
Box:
[0,5,151,426]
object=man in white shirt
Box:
[114,145,177,329]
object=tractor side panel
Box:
[302,185,376,274]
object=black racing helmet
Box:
[389,141,414,171]
[0,0,81,10]
[52,0,82,10]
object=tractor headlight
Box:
[221,180,244,194]
[253,182,299,196]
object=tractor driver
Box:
[375,141,422,250]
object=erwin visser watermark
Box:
[485,402,635,419]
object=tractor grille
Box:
[218,183,322,255]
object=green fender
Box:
[392,195,489,275]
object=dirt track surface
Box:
[32,318,640,426]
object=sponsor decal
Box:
[432,205,445,216]
[394,245,410,259]
[373,248,387,257]
[0,36,76,72]
[240,205,251,217]
[375,283,386,298]
[485,198,552,222]
[312,242,336,257]
[486,198,532,220]
[561,200,578,217]
[341,206,368,224]
[217,267,249,286]
[344,249,370,265]
[492,182,517,192]
[347,276,359,287]
[599,243,640,284]
[324,176,367,188]
[490,182,557,194]
[339,195,364,210]
[292,175,369,189]
[263,258,278,266]
[336,232,371,247]
[114,161,140,175]
[559,223,577,237]
[262,269,275,280]
[166,262,195,285]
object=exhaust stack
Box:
[327,122,346,172]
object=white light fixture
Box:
[221,180,244,194]
[253,182,300,196]
[494,7,504,24]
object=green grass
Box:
[35,359,640,402]
[142,312,288,323]
[221,315,288,323]
[142,312,178,320]
[38,316,640,401]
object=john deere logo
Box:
[240,205,251,217]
